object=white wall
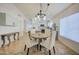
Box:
[60,12,79,43]
[0,3,27,33]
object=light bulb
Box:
[43,16,46,20]
[37,15,40,19]
[35,17,37,20]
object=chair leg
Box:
[24,44,26,51]
[27,48,29,55]
[37,44,38,50]
[49,50,51,55]
[53,46,55,54]
[40,45,41,51]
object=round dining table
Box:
[31,29,50,50]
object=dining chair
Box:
[29,30,34,40]
[40,30,56,55]
[24,31,38,55]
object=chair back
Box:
[23,31,32,48]
[31,28,36,34]
[50,31,56,47]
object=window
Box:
[60,13,79,43]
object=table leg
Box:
[38,38,42,51]
[40,45,41,51]
[7,35,11,46]
[1,35,5,47]
[18,32,19,40]
[37,44,38,50]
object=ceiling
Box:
[15,3,72,20]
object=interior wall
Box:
[0,3,27,33]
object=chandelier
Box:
[35,3,50,21]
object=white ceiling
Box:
[15,3,72,20]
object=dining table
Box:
[31,29,50,50]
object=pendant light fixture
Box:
[35,3,50,21]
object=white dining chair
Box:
[29,29,35,40]
[40,30,56,55]
[31,28,36,34]
[23,31,38,55]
